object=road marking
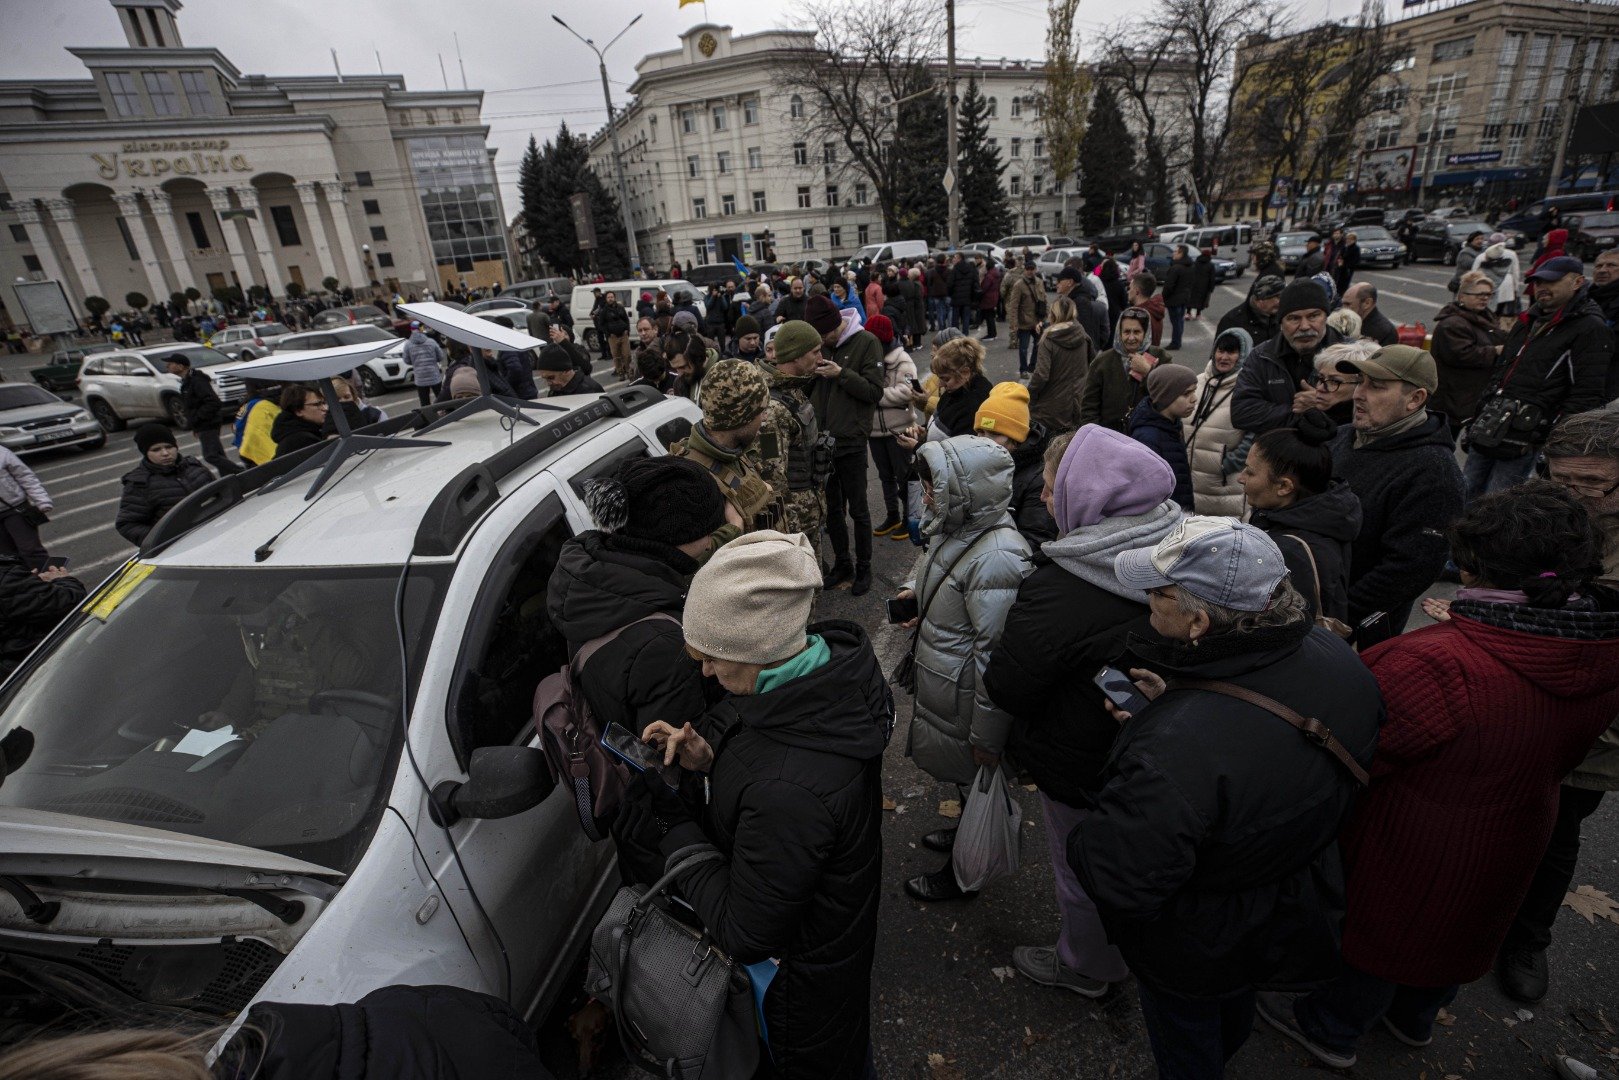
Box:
[47,493,122,520]
[43,473,127,500]
[36,456,138,489]
[1379,273,1454,293]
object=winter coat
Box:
[403,331,445,387]
[904,436,1033,784]
[1488,286,1614,434]
[1590,278,1619,329]
[551,370,605,397]
[1070,619,1382,1000]
[776,294,809,324]
[808,314,885,446]
[705,292,728,336]
[663,621,890,1080]
[235,984,552,1080]
[1231,326,1346,435]
[0,554,85,678]
[948,260,979,307]
[545,531,707,742]
[1101,271,1128,328]
[1216,298,1278,347]
[901,276,927,336]
[931,372,992,440]
[881,293,908,331]
[1359,305,1400,347]
[1190,254,1216,309]
[1184,331,1253,517]
[0,447,51,513]
[1078,340,1170,432]
[1330,412,1464,634]
[978,266,1002,311]
[1162,256,1195,308]
[1248,481,1362,624]
[871,345,919,437]
[1027,322,1095,434]
[496,351,539,400]
[1340,597,1619,986]
[598,302,630,338]
[1007,425,1058,547]
[1003,273,1045,331]
[1472,244,1522,309]
[1127,398,1194,510]
[1294,248,1326,279]
[271,410,327,457]
[115,455,215,545]
[177,368,224,428]
[927,265,949,298]
[1531,228,1569,273]
[1074,293,1112,354]
[1138,294,1166,346]
[1430,302,1503,425]
[984,502,1182,806]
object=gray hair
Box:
[1172,579,1309,636]
[1545,407,1619,462]
[1313,337,1378,374]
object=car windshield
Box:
[1277,233,1315,245]
[0,384,63,410]
[256,322,291,336]
[163,346,233,369]
[333,326,395,344]
[1577,212,1619,228]
[1354,227,1394,241]
[0,564,445,873]
[1448,222,1488,237]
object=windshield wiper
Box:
[0,876,59,925]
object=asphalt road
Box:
[13,260,1617,1079]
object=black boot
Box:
[904,865,978,902]
[921,827,957,853]
[851,564,872,597]
[1497,946,1549,1003]
[823,561,854,589]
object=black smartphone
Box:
[1094,666,1151,716]
[600,722,663,773]
[886,594,919,624]
[44,556,70,569]
[908,377,924,392]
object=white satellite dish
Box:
[396,300,564,431]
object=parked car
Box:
[849,239,930,267]
[0,382,104,455]
[1383,208,1426,229]
[270,325,412,398]
[1425,205,1475,221]
[1409,219,1490,264]
[961,242,1008,265]
[500,276,576,306]
[1345,225,1408,267]
[0,385,702,1051]
[994,233,1053,257]
[1046,235,1079,248]
[684,263,745,289]
[78,344,244,432]
[1565,212,1619,261]
[1211,254,1239,283]
[1036,246,1085,285]
[1274,231,1320,272]
[29,343,119,395]
[1180,224,1253,252]
[1113,242,1174,276]
[210,322,294,361]
[1090,222,1159,251]
[569,279,706,349]
[463,297,532,318]
[1498,192,1617,243]
[310,304,394,332]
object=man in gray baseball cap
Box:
[1070,515,1381,1077]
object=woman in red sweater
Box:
[1258,480,1619,1070]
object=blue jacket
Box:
[1128,398,1194,510]
[496,350,538,400]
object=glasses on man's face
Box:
[1550,472,1619,499]
[305,399,328,411]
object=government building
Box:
[0,0,512,324]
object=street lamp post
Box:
[554,14,643,277]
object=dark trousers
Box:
[979,308,997,339]
[194,425,242,475]
[1017,329,1037,374]
[1295,964,1457,1054]
[824,447,872,568]
[1505,786,1608,953]
[1168,305,1187,348]
[416,384,437,408]
[0,509,48,570]
[869,435,910,522]
[953,304,973,332]
[1137,983,1255,1080]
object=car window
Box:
[116,357,152,376]
[81,358,105,376]
[1354,227,1393,241]
[0,384,61,410]
[567,436,649,496]
[258,322,291,336]
[179,347,234,368]
[1577,212,1619,228]
[333,326,395,344]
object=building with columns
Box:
[0,0,511,328]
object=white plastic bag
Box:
[951,765,1020,893]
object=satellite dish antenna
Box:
[396,301,566,432]
[227,339,448,498]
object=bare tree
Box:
[791,0,947,237]
[1094,29,1184,225]
[1039,0,1091,225]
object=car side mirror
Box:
[429,745,555,826]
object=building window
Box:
[1053,177,1064,194]
[822,142,836,165]
[649,115,658,142]
[752,191,768,213]
[179,70,215,114]
[801,228,815,252]
[355,171,374,187]
[114,216,140,260]
[825,184,839,207]
[747,146,762,169]
[377,252,395,268]
[271,205,302,246]
[721,193,736,215]
[107,71,141,116]
[1389,51,1417,72]
[1011,97,1022,118]
[1010,137,1022,158]
[1054,209,1064,230]
[8,224,26,243]
[717,151,731,174]
[366,226,385,242]
[854,183,868,206]
[1010,175,1022,196]
[1033,137,1044,159]
[857,223,870,245]
[693,197,707,219]
[987,96,997,118]
[789,94,804,119]
[687,155,701,178]
[186,210,211,249]
[711,105,727,131]
[681,110,696,134]
[22,254,41,273]
[358,198,378,215]
[829,225,842,249]
[744,98,759,124]
[694,240,709,266]
[793,142,808,166]
[753,237,769,260]
[797,186,812,209]
[1032,212,1042,230]
[1432,36,1476,63]
[140,71,176,115]
[1032,174,1043,194]
[1366,116,1403,150]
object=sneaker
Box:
[1496,945,1549,1003]
[1255,991,1358,1070]
[873,518,902,537]
[1555,1055,1619,1080]
[1010,945,1110,999]
[891,527,913,542]
[1380,1014,1432,1048]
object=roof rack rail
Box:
[413,384,662,556]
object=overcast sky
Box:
[4,0,1350,215]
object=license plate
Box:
[35,429,78,443]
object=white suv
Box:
[269,325,410,398]
[0,386,700,1043]
[78,343,245,432]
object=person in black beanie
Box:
[115,423,215,546]
[546,454,732,880]
[1231,278,1344,436]
[536,344,604,397]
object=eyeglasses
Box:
[1318,376,1361,392]
[1462,289,1495,298]
[1549,472,1619,499]
[304,399,328,411]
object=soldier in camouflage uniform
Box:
[669,358,786,540]
[760,321,835,558]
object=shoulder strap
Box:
[1166,676,1369,787]
[1280,534,1325,611]
[572,612,681,676]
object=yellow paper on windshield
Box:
[83,561,155,621]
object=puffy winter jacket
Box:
[270,410,327,457]
[176,368,224,428]
[0,554,85,678]
[948,260,979,307]
[1161,256,1195,307]
[1471,244,1522,309]
[871,345,919,437]
[496,351,539,400]
[402,331,445,387]
[1487,286,1614,434]
[904,436,1033,784]
[662,621,890,1080]
[1430,302,1503,425]
[114,455,215,545]
[0,447,50,513]
[1248,480,1362,624]
[1027,322,1095,433]
[1230,325,1345,435]
[978,266,1002,311]
[1216,298,1278,346]
[1183,330,1253,517]
[1007,424,1057,547]
[1127,398,1194,510]
[598,302,631,337]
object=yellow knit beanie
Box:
[973,381,1031,443]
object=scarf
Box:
[1353,406,1429,448]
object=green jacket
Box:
[809,327,885,446]
[1078,346,1170,433]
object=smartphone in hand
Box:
[600,722,662,772]
[1094,666,1151,716]
[45,556,71,569]
[886,595,919,624]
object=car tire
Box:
[88,398,124,432]
[358,367,384,398]
[164,395,190,430]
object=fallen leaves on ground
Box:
[1436,1008,1456,1026]
[1564,885,1619,925]
[882,796,897,811]
[991,965,1015,983]
[926,1051,965,1080]
[938,799,961,819]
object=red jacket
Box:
[1340,602,1619,986]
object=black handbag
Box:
[0,497,47,527]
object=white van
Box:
[570,279,707,348]
[850,239,930,266]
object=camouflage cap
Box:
[699,357,771,431]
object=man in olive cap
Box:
[671,357,785,536]
[1218,273,1284,345]
[760,320,835,558]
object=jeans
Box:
[1017,329,1037,374]
[194,425,243,475]
[0,509,48,570]
[824,447,872,568]
[1294,964,1457,1054]
[1137,982,1256,1080]
[1463,447,1537,501]
[929,297,949,331]
[869,436,910,523]
[953,304,973,333]
[1041,796,1129,980]
[1168,305,1187,349]
[1505,786,1607,954]
[979,308,998,339]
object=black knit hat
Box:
[582,455,726,545]
[1278,279,1330,319]
[135,422,177,454]
[536,344,574,372]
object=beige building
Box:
[0,0,511,326]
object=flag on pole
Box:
[731,256,750,276]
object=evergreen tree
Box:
[891,65,949,244]
[518,135,544,276]
[529,122,630,278]
[1079,83,1137,237]
[957,79,1013,243]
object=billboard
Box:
[1359,147,1416,194]
[13,279,78,335]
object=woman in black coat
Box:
[271,385,330,457]
[1334,233,1362,299]
[1190,250,1217,318]
[115,423,215,545]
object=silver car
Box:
[0,383,104,455]
[78,344,244,432]
[270,325,410,398]
[210,322,294,361]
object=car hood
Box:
[2,403,87,425]
[0,807,345,891]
